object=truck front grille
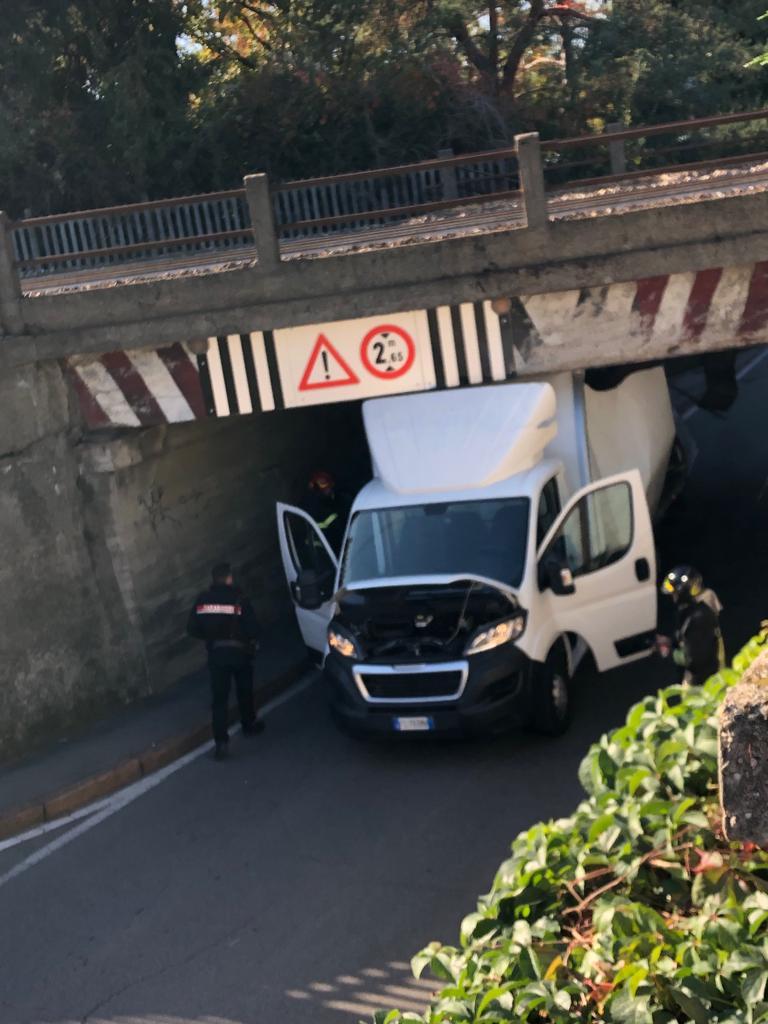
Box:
[353,662,468,703]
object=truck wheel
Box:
[528,644,571,737]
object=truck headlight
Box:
[465,615,526,655]
[328,628,360,659]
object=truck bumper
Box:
[324,645,532,737]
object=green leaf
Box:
[608,987,653,1023]
[477,985,512,1015]
[554,988,572,1011]
[743,969,768,1005]
[667,987,710,1024]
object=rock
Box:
[719,649,768,845]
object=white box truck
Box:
[276,367,678,737]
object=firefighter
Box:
[658,566,725,686]
[305,469,348,554]
[187,562,263,761]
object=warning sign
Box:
[274,310,436,409]
[360,325,416,380]
[299,334,360,391]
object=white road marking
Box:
[0,672,316,889]
[735,345,768,383]
[0,797,113,854]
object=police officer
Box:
[305,469,348,554]
[659,566,725,686]
[187,563,263,760]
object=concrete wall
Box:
[7,190,768,370]
[0,360,367,761]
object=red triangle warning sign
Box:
[299,334,360,391]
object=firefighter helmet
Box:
[661,566,703,600]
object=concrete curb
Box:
[0,658,310,842]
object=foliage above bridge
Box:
[2,1,768,218]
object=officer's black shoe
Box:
[242,720,265,736]
[214,741,230,761]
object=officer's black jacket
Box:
[187,583,260,661]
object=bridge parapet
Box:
[6,108,768,286]
[4,111,768,377]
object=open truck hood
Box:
[333,574,521,661]
[338,572,519,602]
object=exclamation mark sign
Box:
[322,351,330,379]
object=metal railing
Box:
[11,153,517,278]
[7,107,768,281]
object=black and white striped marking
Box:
[198,302,518,417]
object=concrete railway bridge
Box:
[3,110,768,756]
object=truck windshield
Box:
[341,498,530,588]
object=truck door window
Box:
[536,478,561,546]
[283,511,336,599]
[543,481,633,579]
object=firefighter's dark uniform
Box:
[673,589,725,686]
[305,490,349,555]
[187,583,260,745]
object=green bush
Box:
[375,631,768,1024]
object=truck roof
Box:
[351,458,562,514]
[362,382,557,495]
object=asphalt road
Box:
[0,350,766,1024]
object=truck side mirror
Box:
[293,568,323,610]
[540,559,576,596]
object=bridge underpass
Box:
[0,344,766,1024]
[4,113,768,756]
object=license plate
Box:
[393,716,434,732]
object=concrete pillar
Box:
[719,649,768,845]
[607,122,627,176]
[438,148,459,201]
[243,174,281,272]
[515,134,548,232]
[0,211,23,335]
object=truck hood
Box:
[332,575,522,661]
[338,572,519,602]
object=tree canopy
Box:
[1,0,767,216]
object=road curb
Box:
[0,658,310,842]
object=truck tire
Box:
[528,643,571,737]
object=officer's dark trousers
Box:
[209,661,256,744]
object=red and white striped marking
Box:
[65,259,768,429]
[66,342,209,429]
[519,259,768,363]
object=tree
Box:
[0,0,195,216]
[436,1,602,98]
[579,0,768,126]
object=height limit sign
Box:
[273,310,435,408]
[360,325,415,379]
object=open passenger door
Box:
[276,502,339,656]
[537,470,656,671]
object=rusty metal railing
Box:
[7,106,768,281]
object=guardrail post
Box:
[437,148,459,201]
[243,174,281,272]
[515,133,548,231]
[0,212,23,335]
[607,122,627,175]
